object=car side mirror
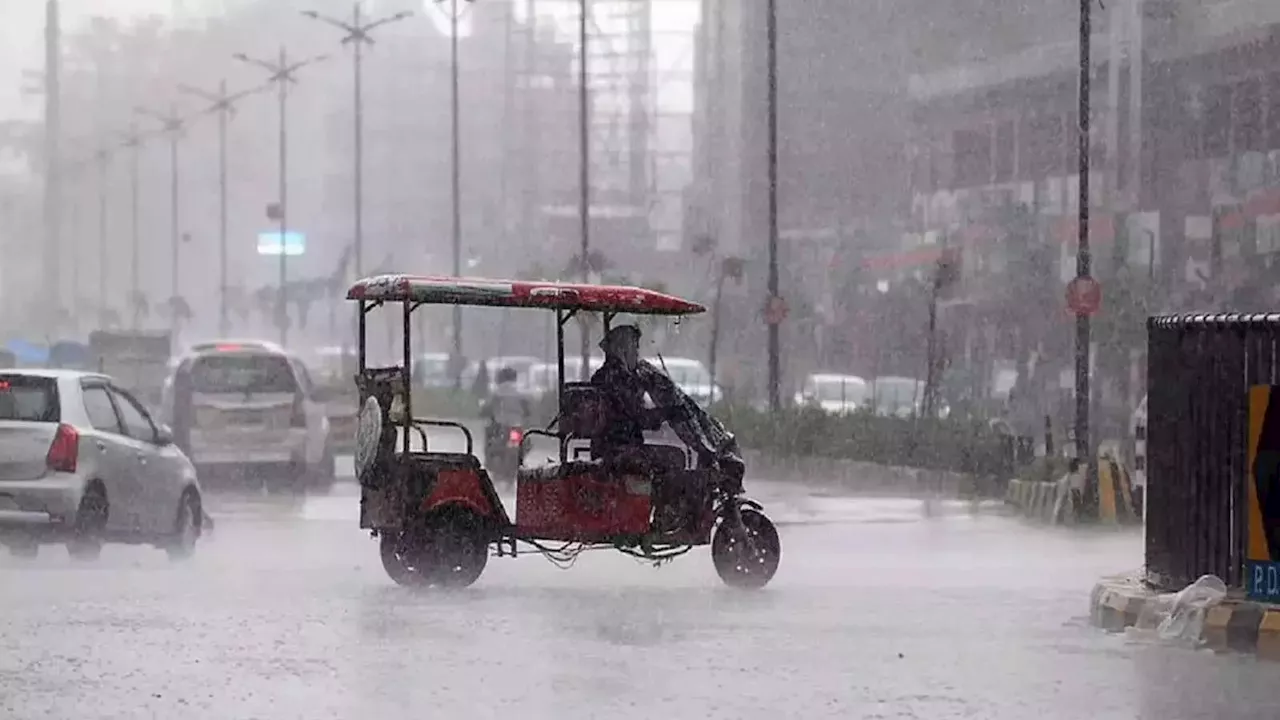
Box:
[155,424,174,446]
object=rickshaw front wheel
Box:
[711,508,781,590]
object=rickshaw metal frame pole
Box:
[358,300,367,373]
[402,300,413,454]
[556,308,568,464]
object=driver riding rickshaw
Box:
[347,273,777,590]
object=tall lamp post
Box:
[1074,0,1095,498]
[765,0,781,412]
[42,0,63,322]
[120,122,145,329]
[94,146,109,326]
[177,80,269,336]
[136,104,186,333]
[301,3,413,283]
[233,48,328,348]
[435,0,475,386]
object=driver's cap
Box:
[599,324,642,351]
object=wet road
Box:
[3,443,1280,717]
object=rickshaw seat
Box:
[517,459,601,483]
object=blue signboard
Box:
[257,230,306,256]
[1247,561,1280,602]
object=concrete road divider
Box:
[1004,476,1070,524]
[1090,574,1280,661]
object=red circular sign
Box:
[763,295,789,325]
[1066,276,1103,316]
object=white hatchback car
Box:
[0,370,203,560]
[162,341,335,493]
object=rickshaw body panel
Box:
[422,466,497,519]
[515,464,652,541]
[359,452,508,531]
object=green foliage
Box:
[714,403,1014,477]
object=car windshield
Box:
[814,377,867,403]
[0,375,58,422]
[189,354,297,394]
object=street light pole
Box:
[1074,0,1095,494]
[277,49,289,347]
[121,123,142,329]
[136,104,185,334]
[434,0,475,386]
[765,0,781,412]
[301,3,413,283]
[95,147,108,326]
[42,0,63,318]
[233,48,327,348]
[178,80,267,337]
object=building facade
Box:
[905,0,1280,434]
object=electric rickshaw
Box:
[348,274,781,589]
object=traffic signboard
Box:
[1066,276,1102,316]
[763,295,789,325]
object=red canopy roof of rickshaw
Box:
[346,274,706,316]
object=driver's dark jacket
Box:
[589,359,662,457]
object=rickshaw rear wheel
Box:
[421,506,489,589]
[379,531,427,586]
[712,508,781,590]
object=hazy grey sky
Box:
[0,0,172,117]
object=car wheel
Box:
[311,447,337,494]
[67,484,108,562]
[166,490,201,561]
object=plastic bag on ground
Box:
[1145,574,1228,647]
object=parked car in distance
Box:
[161,341,335,494]
[0,370,203,561]
[416,352,454,389]
[870,375,951,419]
[645,356,723,406]
[794,373,869,415]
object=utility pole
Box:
[435,0,475,386]
[234,48,328,348]
[42,0,63,319]
[121,124,143,329]
[95,148,109,327]
[302,3,413,283]
[1075,0,1094,491]
[136,104,186,335]
[765,0,781,412]
[578,0,591,380]
[178,80,268,337]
